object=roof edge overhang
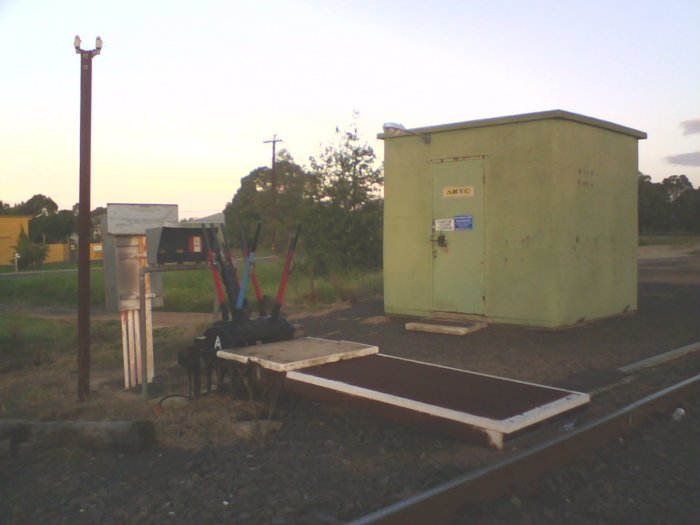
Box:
[378,110,647,141]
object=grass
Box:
[0,313,120,417]
[0,311,194,418]
[0,314,77,366]
[160,269,216,312]
[0,260,382,313]
[0,259,103,273]
[150,257,382,313]
[0,267,104,307]
[0,255,384,445]
[0,311,282,448]
[0,313,124,370]
[0,259,380,420]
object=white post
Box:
[139,270,148,399]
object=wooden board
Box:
[405,319,487,335]
[216,337,378,372]
[286,354,590,449]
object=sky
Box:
[1,0,699,219]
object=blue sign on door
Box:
[454,215,474,230]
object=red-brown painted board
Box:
[294,354,573,420]
[283,378,494,447]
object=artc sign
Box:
[442,186,474,198]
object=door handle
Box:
[430,233,448,248]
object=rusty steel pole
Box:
[75,35,102,401]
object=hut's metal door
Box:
[431,158,485,314]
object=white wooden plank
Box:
[145,272,154,383]
[500,392,590,431]
[127,310,138,388]
[217,337,378,372]
[385,354,588,396]
[120,312,130,389]
[217,353,251,365]
[133,310,142,385]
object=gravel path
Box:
[458,396,700,525]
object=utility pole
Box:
[263,134,283,253]
[75,35,102,401]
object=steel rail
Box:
[349,373,700,525]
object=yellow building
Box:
[0,216,101,266]
[380,110,646,328]
[45,244,70,264]
[0,216,31,265]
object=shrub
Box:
[11,228,49,269]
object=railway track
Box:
[349,372,700,525]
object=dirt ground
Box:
[1,242,699,524]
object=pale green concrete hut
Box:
[379,110,646,328]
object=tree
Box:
[302,114,383,282]
[11,227,49,269]
[662,175,693,202]
[2,195,103,244]
[29,210,77,243]
[225,166,270,234]
[12,194,58,216]
[224,115,384,301]
[307,114,383,211]
[638,173,670,234]
[671,186,700,233]
[2,194,79,243]
[224,151,312,249]
[91,206,107,242]
[638,173,700,234]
